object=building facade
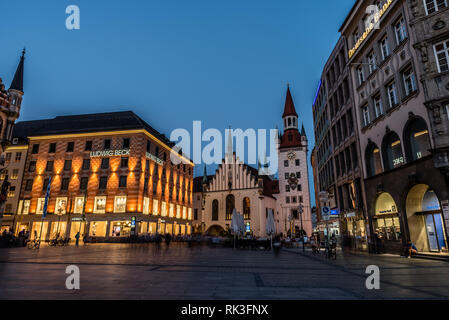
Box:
[0,50,26,227]
[2,111,195,241]
[312,37,368,250]
[193,87,313,238]
[277,87,313,237]
[340,0,448,254]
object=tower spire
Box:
[225,126,233,163]
[10,48,25,92]
[282,85,298,118]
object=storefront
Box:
[373,192,403,253]
[406,185,448,253]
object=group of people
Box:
[1,228,30,247]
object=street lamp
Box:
[298,204,304,253]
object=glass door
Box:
[434,214,447,251]
[426,215,439,252]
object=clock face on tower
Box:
[287,151,296,160]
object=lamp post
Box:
[299,204,304,253]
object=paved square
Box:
[0,244,448,300]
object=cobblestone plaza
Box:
[0,244,448,300]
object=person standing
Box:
[75,231,80,247]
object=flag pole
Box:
[38,176,52,249]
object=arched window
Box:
[226,195,235,220]
[243,197,251,220]
[212,200,219,221]
[288,118,292,127]
[365,143,383,177]
[404,117,431,162]
[382,131,404,171]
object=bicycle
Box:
[325,244,337,260]
[27,239,40,250]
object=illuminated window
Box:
[8,186,15,198]
[36,198,45,214]
[152,199,159,215]
[169,203,174,218]
[161,201,167,217]
[15,152,22,162]
[55,197,68,214]
[22,200,30,215]
[182,206,187,220]
[94,196,107,213]
[382,132,405,170]
[188,208,192,220]
[176,205,181,218]
[143,197,150,215]
[434,40,449,73]
[11,169,19,180]
[5,153,11,162]
[114,196,127,213]
[404,118,431,161]
[243,197,251,220]
[226,195,235,220]
[74,197,85,214]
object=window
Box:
[99,176,108,190]
[123,138,130,149]
[212,199,219,221]
[64,160,72,171]
[144,177,149,191]
[382,132,405,170]
[380,36,390,60]
[357,66,365,85]
[194,208,198,220]
[49,143,56,153]
[28,161,36,172]
[85,141,93,151]
[424,0,448,14]
[94,196,106,213]
[46,161,54,172]
[43,178,50,191]
[292,196,297,203]
[286,185,290,192]
[25,179,33,191]
[387,82,398,108]
[284,160,289,167]
[285,173,289,179]
[119,176,127,188]
[296,172,301,179]
[374,95,384,118]
[14,152,22,163]
[146,140,151,153]
[104,139,111,150]
[368,52,377,74]
[21,200,30,215]
[286,197,290,204]
[61,178,70,191]
[297,184,302,191]
[74,197,85,214]
[366,144,383,177]
[404,117,431,161]
[434,40,449,73]
[8,186,15,198]
[226,195,235,220]
[114,196,127,213]
[362,105,370,127]
[403,68,417,96]
[82,159,90,171]
[295,159,300,166]
[11,169,19,180]
[32,144,39,154]
[101,158,109,169]
[353,30,360,46]
[66,142,75,152]
[80,177,88,190]
[394,18,407,45]
[243,197,251,220]
[120,157,128,169]
[5,153,11,162]
[36,198,45,214]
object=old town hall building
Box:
[193,87,312,238]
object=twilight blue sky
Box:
[0,0,355,205]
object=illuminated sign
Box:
[90,149,130,158]
[331,209,340,216]
[348,0,394,59]
[146,152,164,165]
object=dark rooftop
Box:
[13,111,174,147]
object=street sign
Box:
[321,206,330,221]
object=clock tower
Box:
[276,85,312,237]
